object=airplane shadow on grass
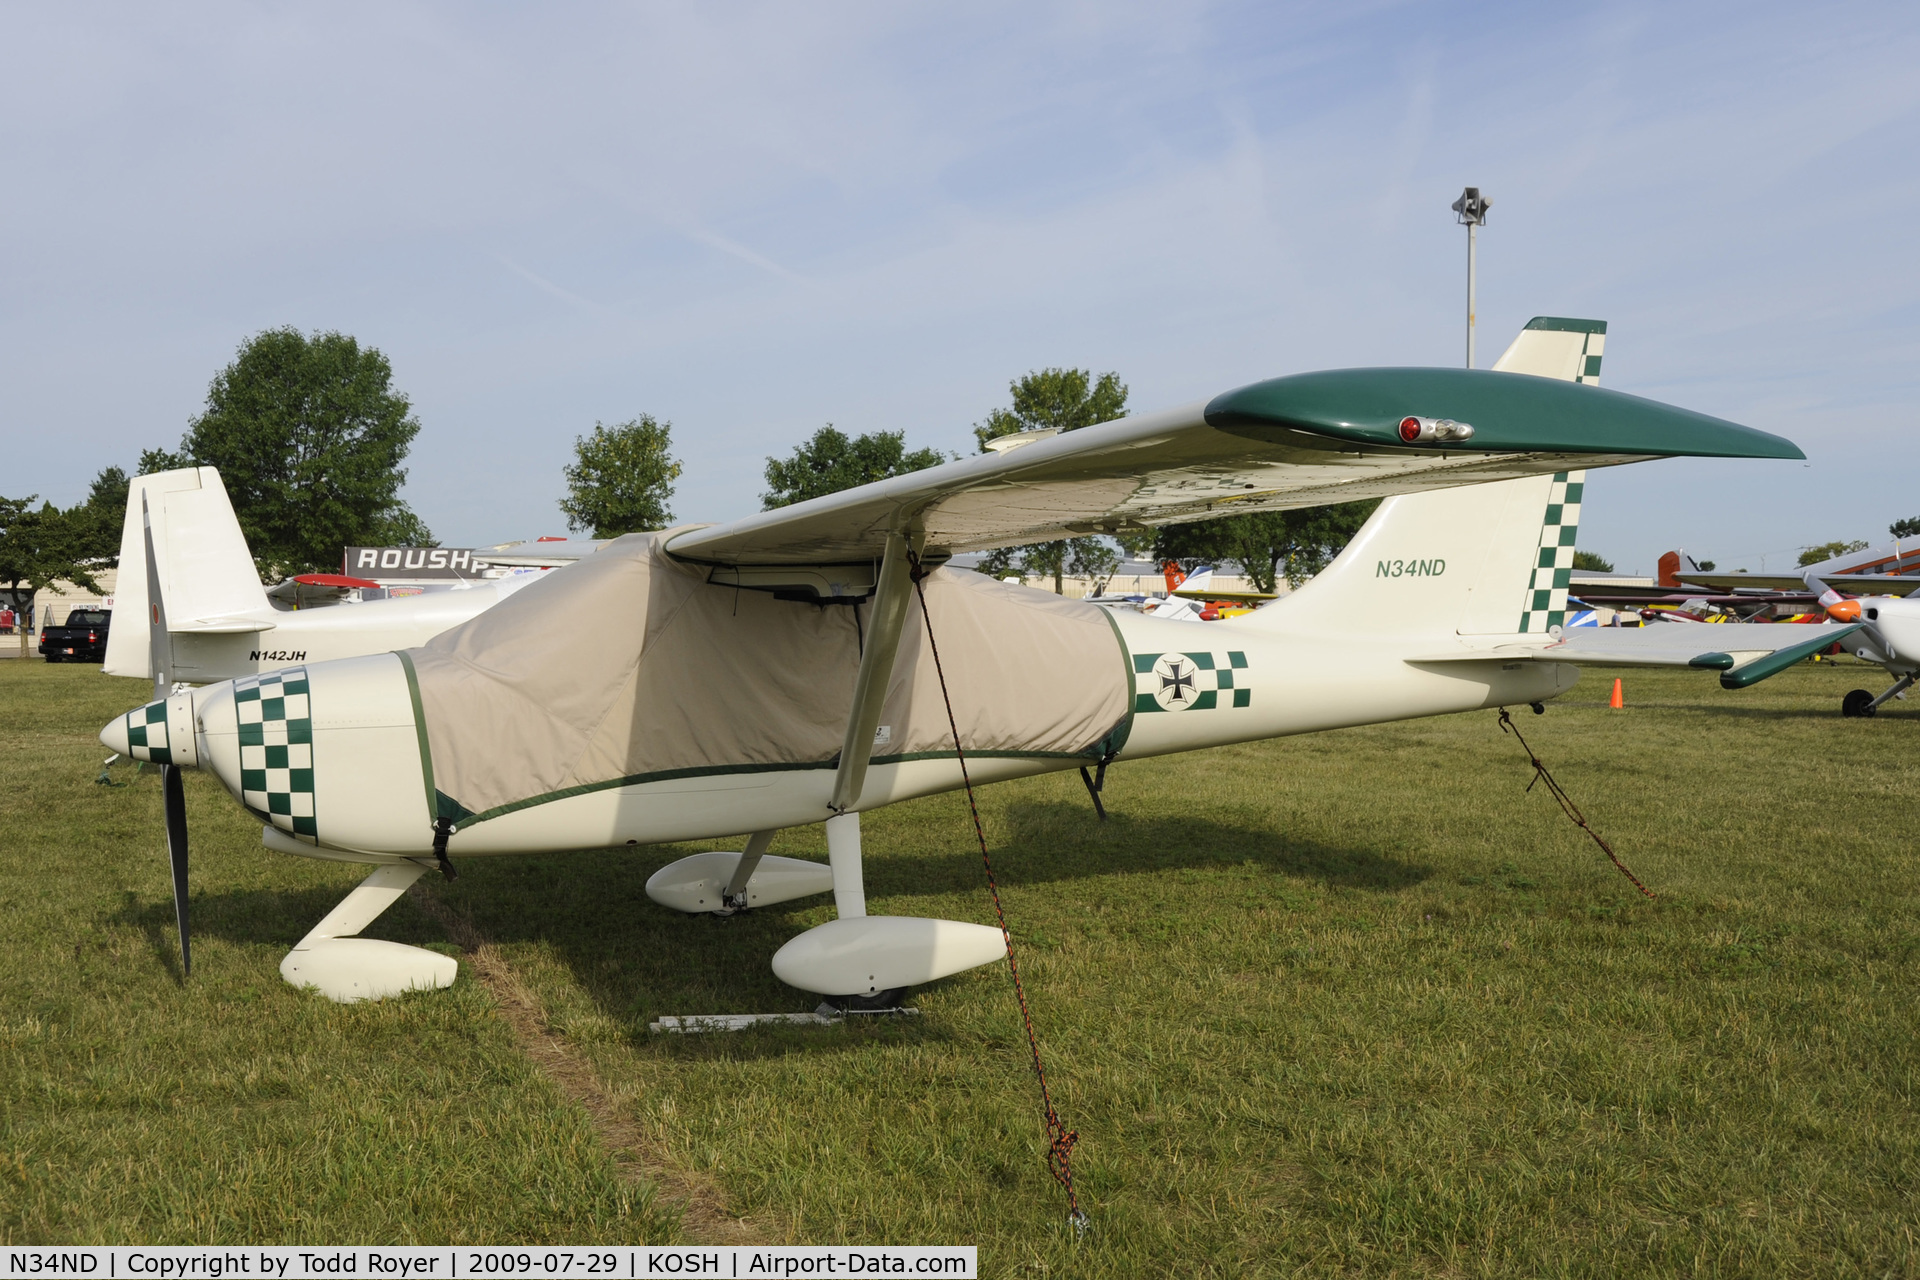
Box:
[108,802,1425,1056]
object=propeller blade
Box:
[162,762,191,977]
[140,489,175,700]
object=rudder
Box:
[104,468,270,678]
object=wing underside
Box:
[663,367,1801,585]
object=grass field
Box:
[3,656,1918,1275]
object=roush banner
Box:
[343,547,481,579]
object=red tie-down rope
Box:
[907,552,1088,1233]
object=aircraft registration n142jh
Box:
[103,321,1839,1006]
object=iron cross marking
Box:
[1160,659,1196,703]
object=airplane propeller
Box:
[143,493,191,978]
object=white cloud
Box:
[2,1,1916,570]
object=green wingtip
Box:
[1719,625,1861,690]
[1203,368,1805,461]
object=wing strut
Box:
[829,529,916,814]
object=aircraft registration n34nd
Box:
[102,321,1847,1007]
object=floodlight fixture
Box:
[1451,186,1491,367]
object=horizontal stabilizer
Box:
[1409,622,1862,690]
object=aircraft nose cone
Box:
[105,699,182,764]
[100,711,132,756]
[1827,600,1862,623]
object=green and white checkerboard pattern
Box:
[236,667,317,844]
[1132,650,1251,713]
[1518,471,1586,634]
[1576,330,1604,385]
[124,700,174,765]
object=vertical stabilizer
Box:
[104,469,270,679]
[1233,319,1601,640]
[1491,316,1605,383]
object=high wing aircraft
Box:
[104,468,588,685]
[103,319,1841,1010]
[1560,538,1920,714]
[1807,548,1920,715]
[1650,543,1920,597]
[1170,565,1278,608]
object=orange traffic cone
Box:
[1609,678,1624,709]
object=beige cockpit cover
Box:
[403,531,1131,825]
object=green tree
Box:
[1800,540,1868,567]
[972,368,1127,451]
[1151,503,1380,594]
[149,328,431,579]
[762,426,947,510]
[1571,550,1614,573]
[0,497,102,656]
[138,447,191,476]
[47,466,134,569]
[1890,517,1920,540]
[973,368,1129,593]
[559,416,683,537]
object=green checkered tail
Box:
[1518,471,1587,633]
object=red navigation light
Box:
[1399,416,1422,443]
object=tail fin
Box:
[1174,565,1215,595]
[1655,551,1706,587]
[1238,318,1603,640]
[1491,316,1605,383]
[103,468,270,678]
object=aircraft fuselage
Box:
[113,609,1576,866]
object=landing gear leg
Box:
[718,829,778,914]
[825,811,866,919]
[1845,673,1916,718]
[280,861,457,1002]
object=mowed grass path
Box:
[3,658,1917,1274]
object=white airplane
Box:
[104,468,594,685]
[1809,554,1920,716]
[102,319,1852,1009]
[1622,536,1920,716]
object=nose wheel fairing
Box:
[278,862,457,1003]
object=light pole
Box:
[1451,186,1490,368]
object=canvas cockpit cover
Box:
[401,531,1133,827]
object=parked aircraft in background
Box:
[102,317,1856,1013]
[1805,538,1920,714]
[105,468,599,686]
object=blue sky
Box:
[4,2,1916,574]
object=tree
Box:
[1891,517,1920,540]
[1696,559,1717,571]
[149,328,431,579]
[762,426,946,510]
[1800,540,1868,567]
[973,368,1129,592]
[560,416,683,537]
[972,368,1128,451]
[1151,503,1380,594]
[1571,550,1614,572]
[0,497,102,655]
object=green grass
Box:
[4,658,1918,1274]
